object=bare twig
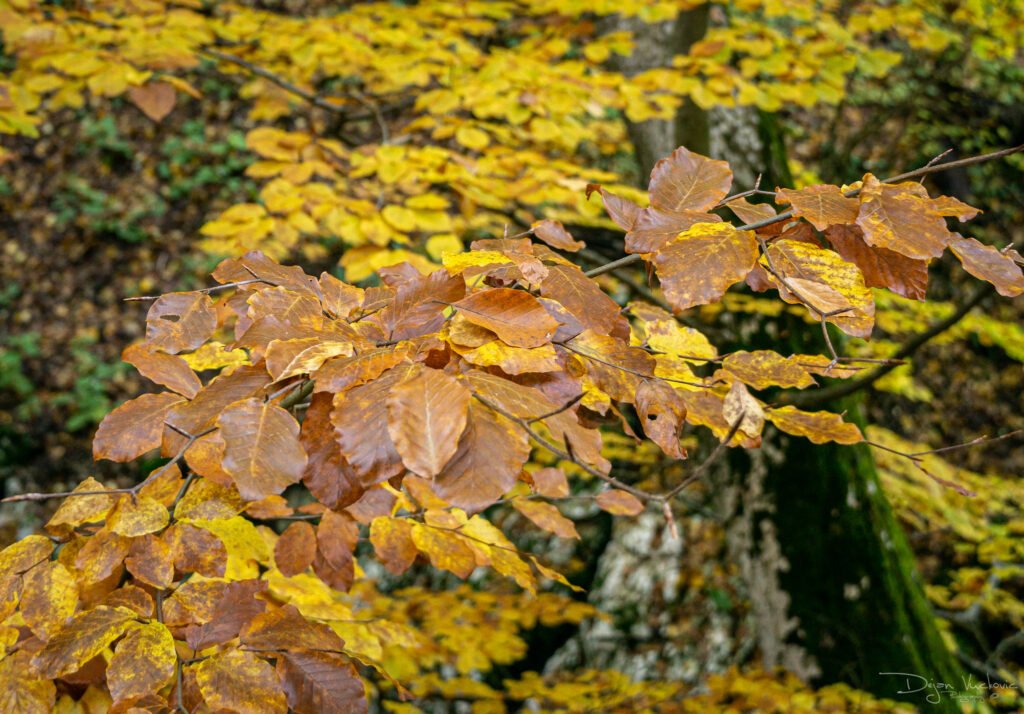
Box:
[124,278,265,302]
[662,414,745,500]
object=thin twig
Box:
[124,278,265,302]
[662,414,745,500]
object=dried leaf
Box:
[653,223,759,312]
[648,146,732,213]
[826,224,929,300]
[107,496,170,537]
[586,184,641,231]
[146,292,217,354]
[532,219,584,252]
[530,468,569,499]
[453,288,559,348]
[369,517,419,576]
[195,649,287,714]
[721,351,816,390]
[410,522,477,578]
[300,393,363,510]
[167,523,227,578]
[277,651,367,714]
[314,511,358,592]
[595,490,644,516]
[31,606,136,679]
[94,392,184,462]
[776,184,858,230]
[512,500,579,539]
[856,175,958,260]
[766,405,863,445]
[219,398,307,501]
[45,478,115,536]
[122,343,202,399]
[635,380,687,459]
[625,206,720,254]
[386,365,471,478]
[107,622,176,703]
[125,535,174,589]
[127,81,177,122]
[274,522,317,577]
[21,561,77,642]
[0,651,55,714]
[539,264,625,336]
[948,234,1024,297]
[722,380,766,439]
[433,401,531,512]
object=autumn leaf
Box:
[93,392,184,462]
[0,652,55,714]
[776,184,858,231]
[300,393,363,510]
[453,288,559,348]
[107,622,176,703]
[512,500,579,539]
[648,146,732,213]
[530,467,569,499]
[127,81,177,122]
[586,184,641,231]
[532,219,584,252]
[855,175,960,261]
[167,522,228,578]
[45,477,116,536]
[721,351,816,390]
[825,224,929,300]
[21,561,77,642]
[722,380,766,440]
[595,490,645,516]
[218,398,307,501]
[635,380,687,459]
[433,401,531,512]
[410,522,477,578]
[766,405,863,445]
[274,521,317,577]
[106,495,170,537]
[539,264,625,337]
[122,343,202,399]
[195,649,287,714]
[146,292,218,354]
[653,223,759,313]
[386,365,471,478]
[369,517,419,575]
[31,606,136,679]
[277,651,368,714]
[314,510,358,592]
[625,206,721,254]
[125,535,174,589]
[948,234,1024,297]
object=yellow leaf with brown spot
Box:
[195,649,287,714]
[107,621,176,703]
[107,495,170,537]
[766,406,863,445]
[653,223,759,313]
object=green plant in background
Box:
[0,331,41,422]
[158,120,254,202]
[50,336,129,432]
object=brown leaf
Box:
[314,511,358,592]
[532,219,584,252]
[31,606,136,679]
[313,346,412,394]
[213,252,321,297]
[0,651,55,714]
[332,364,416,487]
[948,234,1024,297]
[21,561,77,642]
[565,330,655,403]
[595,490,644,516]
[108,622,176,703]
[635,380,687,459]
[766,405,863,445]
[653,223,759,312]
[218,398,307,501]
[377,268,466,342]
[722,380,766,439]
[125,535,174,589]
[241,604,345,653]
[826,224,929,300]
[122,343,202,399]
[856,175,957,260]
[274,522,317,577]
[300,393,364,510]
[648,146,732,213]
[265,339,353,382]
[776,184,858,231]
[453,288,559,348]
[530,467,569,499]
[433,401,531,512]
[74,530,131,587]
[727,197,776,224]
[539,264,625,336]
[186,580,268,652]
[369,517,419,575]
[165,364,270,439]
[512,500,579,539]
[94,392,185,462]
[318,272,363,320]
[146,292,217,354]
[586,184,641,231]
[276,651,368,714]
[107,495,170,537]
[195,649,287,714]
[128,81,177,122]
[625,206,721,254]
[167,523,227,578]
[386,365,471,478]
[721,350,817,390]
